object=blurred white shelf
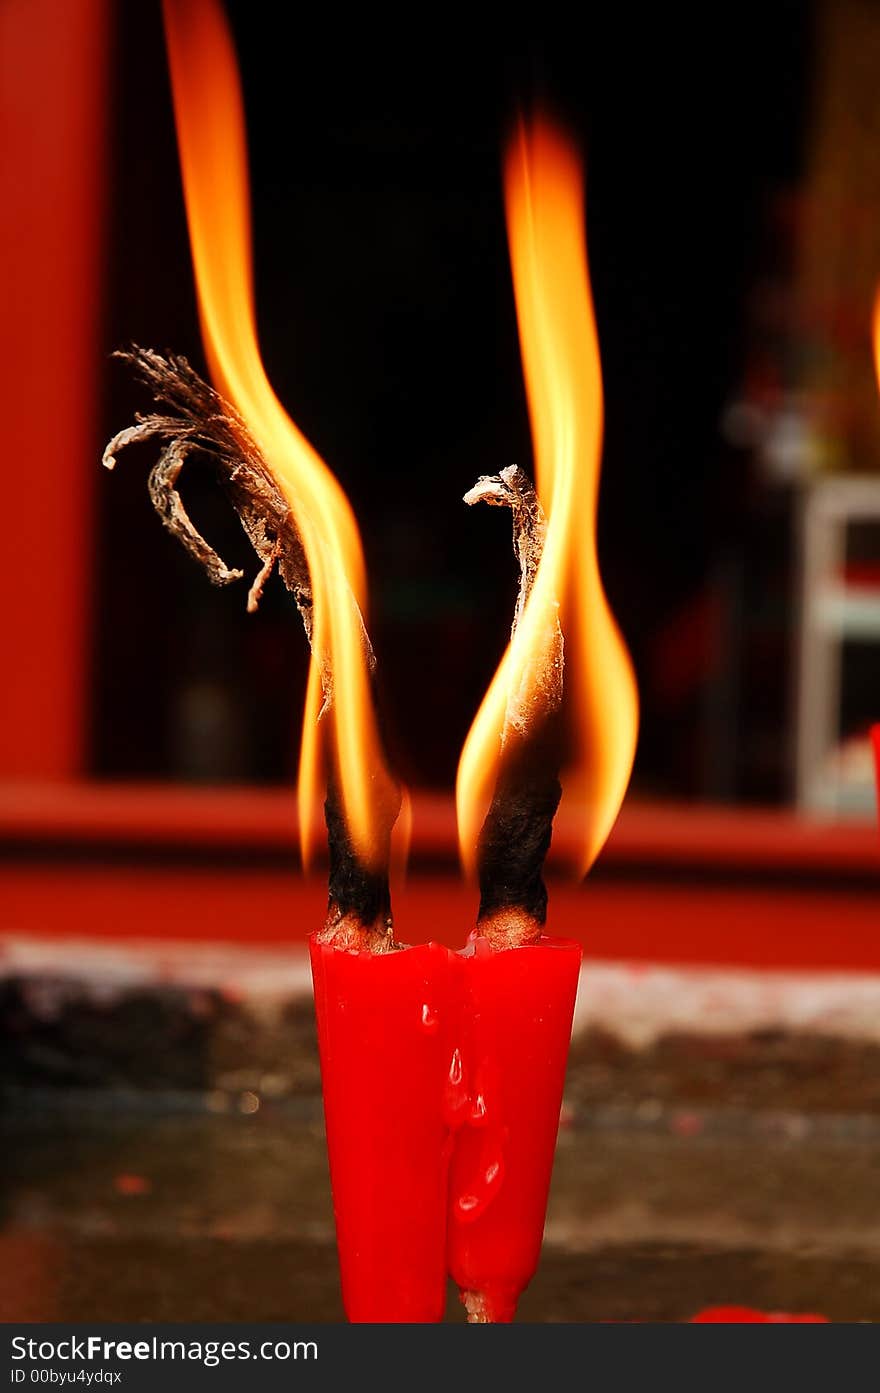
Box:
[807,778,878,818]
[813,584,880,638]
[796,473,880,816]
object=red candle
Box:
[310,937,453,1323]
[111,9,620,1329]
[447,935,581,1322]
[311,931,581,1323]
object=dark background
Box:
[93,3,814,799]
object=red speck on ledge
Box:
[691,1307,828,1323]
[113,1174,151,1197]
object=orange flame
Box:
[456,116,639,879]
[873,285,880,397]
[162,0,397,869]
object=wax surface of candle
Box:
[446,936,581,1321]
[310,933,581,1323]
[310,939,453,1322]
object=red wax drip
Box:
[310,932,582,1323]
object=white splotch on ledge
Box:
[3,934,880,1048]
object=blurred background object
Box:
[0,0,842,809]
[0,0,871,820]
[0,0,109,782]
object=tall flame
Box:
[872,284,880,397]
[456,116,639,878]
[162,0,396,867]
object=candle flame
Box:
[162,0,397,869]
[456,116,639,878]
[873,285,880,397]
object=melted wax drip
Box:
[444,1044,508,1225]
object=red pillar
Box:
[0,0,110,777]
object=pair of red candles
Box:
[310,933,581,1322]
[309,726,880,1323]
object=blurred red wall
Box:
[0,0,109,777]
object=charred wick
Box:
[465,465,564,950]
[103,346,396,949]
[105,353,564,954]
[318,777,395,953]
[476,722,563,948]
[103,347,314,629]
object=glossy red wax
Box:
[311,932,581,1323]
[446,936,582,1322]
[309,938,454,1323]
